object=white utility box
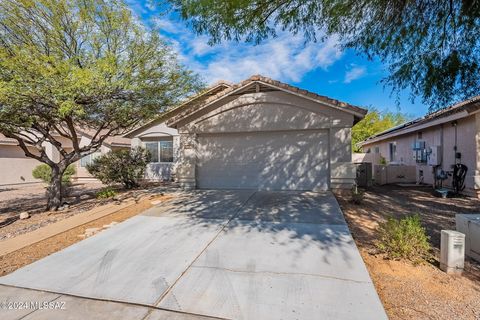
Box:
[440,230,465,274]
[428,145,442,166]
[456,214,480,262]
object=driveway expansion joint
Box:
[188,265,372,284]
[0,284,230,320]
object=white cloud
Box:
[344,65,367,83]
[153,18,183,34]
[132,11,345,85]
[182,32,344,84]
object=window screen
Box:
[145,142,159,163]
[160,141,173,162]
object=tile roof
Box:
[76,128,131,147]
[360,95,480,145]
[0,133,18,145]
[0,130,130,147]
[167,74,367,126]
[124,81,232,138]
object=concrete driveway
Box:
[0,190,387,320]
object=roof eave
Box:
[167,78,367,127]
[124,83,232,138]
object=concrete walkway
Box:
[0,190,387,320]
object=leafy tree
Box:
[86,147,150,189]
[0,0,202,210]
[167,0,480,110]
[352,109,409,152]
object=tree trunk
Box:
[47,166,64,211]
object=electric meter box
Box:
[428,145,442,166]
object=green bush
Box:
[376,215,431,263]
[32,164,76,184]
[96,187,118,199]
[86,147,150,189]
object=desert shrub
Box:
[32,164,76,184]
[96,187,118,199]
[86,147,150,189]
[376,215,431,263]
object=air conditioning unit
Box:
[456,214,480,262]
[440,230,465,274]
[427,145,441,166]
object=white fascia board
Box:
[360,111,469,146]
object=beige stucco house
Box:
[359,96,480,197]
[128,75,367,191]
[125,81,231,182]
[0,130,130,186]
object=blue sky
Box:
[128,1,428,118]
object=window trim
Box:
[389,142,397,162]
[144,139,174,164]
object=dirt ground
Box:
[0,193,173,276]
[0,181,176,241]
[334,185,480,320]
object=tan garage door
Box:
[196,130,329,190]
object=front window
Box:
[145,139,173,163]
[145,142,159,163]
[80,152,101,167]
[160,141,173,162]
[389,142,396,162]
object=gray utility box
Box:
[355,162,372,187]
[440,230,465,274]
[456,214,480,262]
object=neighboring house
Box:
[359,96,480,197]
[0,133,41,185]
[129,75,367,191]
[0,130,130,185]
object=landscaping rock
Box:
[19,212,30,220]
[84,227,100,237]
[79,194,90,200]
[102,221,118,229]
[58,204,70,211]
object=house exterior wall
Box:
[362,114,478,196]
[0,136,73,186]
[130,121,179,181]
[175,91,356,190]
[0,145,41,185]
[0,135,128,186]
[74,136,116,181]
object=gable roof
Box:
[360,95,480,146]
[0,133,18,146]
[124,81,232,138]
[76,128,131,147]
[0,130,130,148]
[166,75,367,128]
